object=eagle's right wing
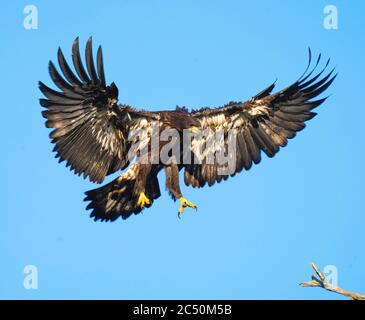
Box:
[40,37,151,183]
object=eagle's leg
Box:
[165,164,197,217]
[135,164,152,209]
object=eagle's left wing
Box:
[184,51,337,188]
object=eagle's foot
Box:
[137,192,151,208]
[178,197,197,218]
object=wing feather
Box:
[85,37,98,84]
[57,48,83,87]
[71,37,90,83]
[96,46,106,87]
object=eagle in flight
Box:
[40,37,336,222]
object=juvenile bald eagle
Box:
[40,37,336,222]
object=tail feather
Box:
[84,168,161,222]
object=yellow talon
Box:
[137,192,151,208]
[188,126,200,134]
[178,197,197,217]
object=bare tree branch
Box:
[300,263,365,300]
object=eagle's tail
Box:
[84,165,161,222]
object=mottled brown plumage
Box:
[40,37,336,221]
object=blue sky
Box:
[1,0,364,299]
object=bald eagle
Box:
[40,37,336,222]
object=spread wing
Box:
[40,37,153,183]
[184,50,337,188]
